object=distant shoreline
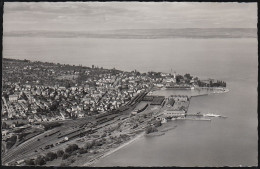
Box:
[3,28,257,39]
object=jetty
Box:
[186,113,203,117]
[184,118,211,121]
[173,117,211,121]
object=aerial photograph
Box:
[1,1,258,167]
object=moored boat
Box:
[203,113,221,117]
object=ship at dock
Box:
[203,113,221,117]
[203,113,227,118]
[187,112,227,118]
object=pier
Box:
[183,118,211,121]
[186,113,203,117]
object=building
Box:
[58,86,66,90]
[165,77,176,84]
[171,95,188,102]
[155,83,164,88]
[150,96,165,105]
[9,95,18,102]
[166,98,175,107]
[78,112,85,118]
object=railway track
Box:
[2,117,94,165]
[2,92,147,165]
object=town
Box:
[1,58,227,166]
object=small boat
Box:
[203,113,221,117]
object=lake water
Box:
[3,37,258,166]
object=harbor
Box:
[147,88,228,124]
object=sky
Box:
[3,2,257,32]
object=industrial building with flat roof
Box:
[150,96,165,105]
[170,95,189,101]
[166,98,175,107]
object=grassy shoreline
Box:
[86,123,179,166]
[83,132,145,167]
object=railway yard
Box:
[2,90,193,166]
[2,91,155,166]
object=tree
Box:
[184,73,192,80]
[145,126,152,134]
[145,125,158,134]
[176,75,183,83]
[71,144,79,150]
[78,148,88,154]
[2,122,9,129]
[84,140,94,149]
[57,150,64,157]
[35,155,46,166]
[45,152,57,161]
[62,153,70,160]
[119,134,129,140]
[153,120,162,127]
[94,139,103,146]
[210,80,213,87]
[65,144,79,153]
[24,159,35,166]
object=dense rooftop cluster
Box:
[2,58,227,166]
[2,58,226,124]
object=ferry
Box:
[203,113,221,117]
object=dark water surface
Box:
[3,37,258,166]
